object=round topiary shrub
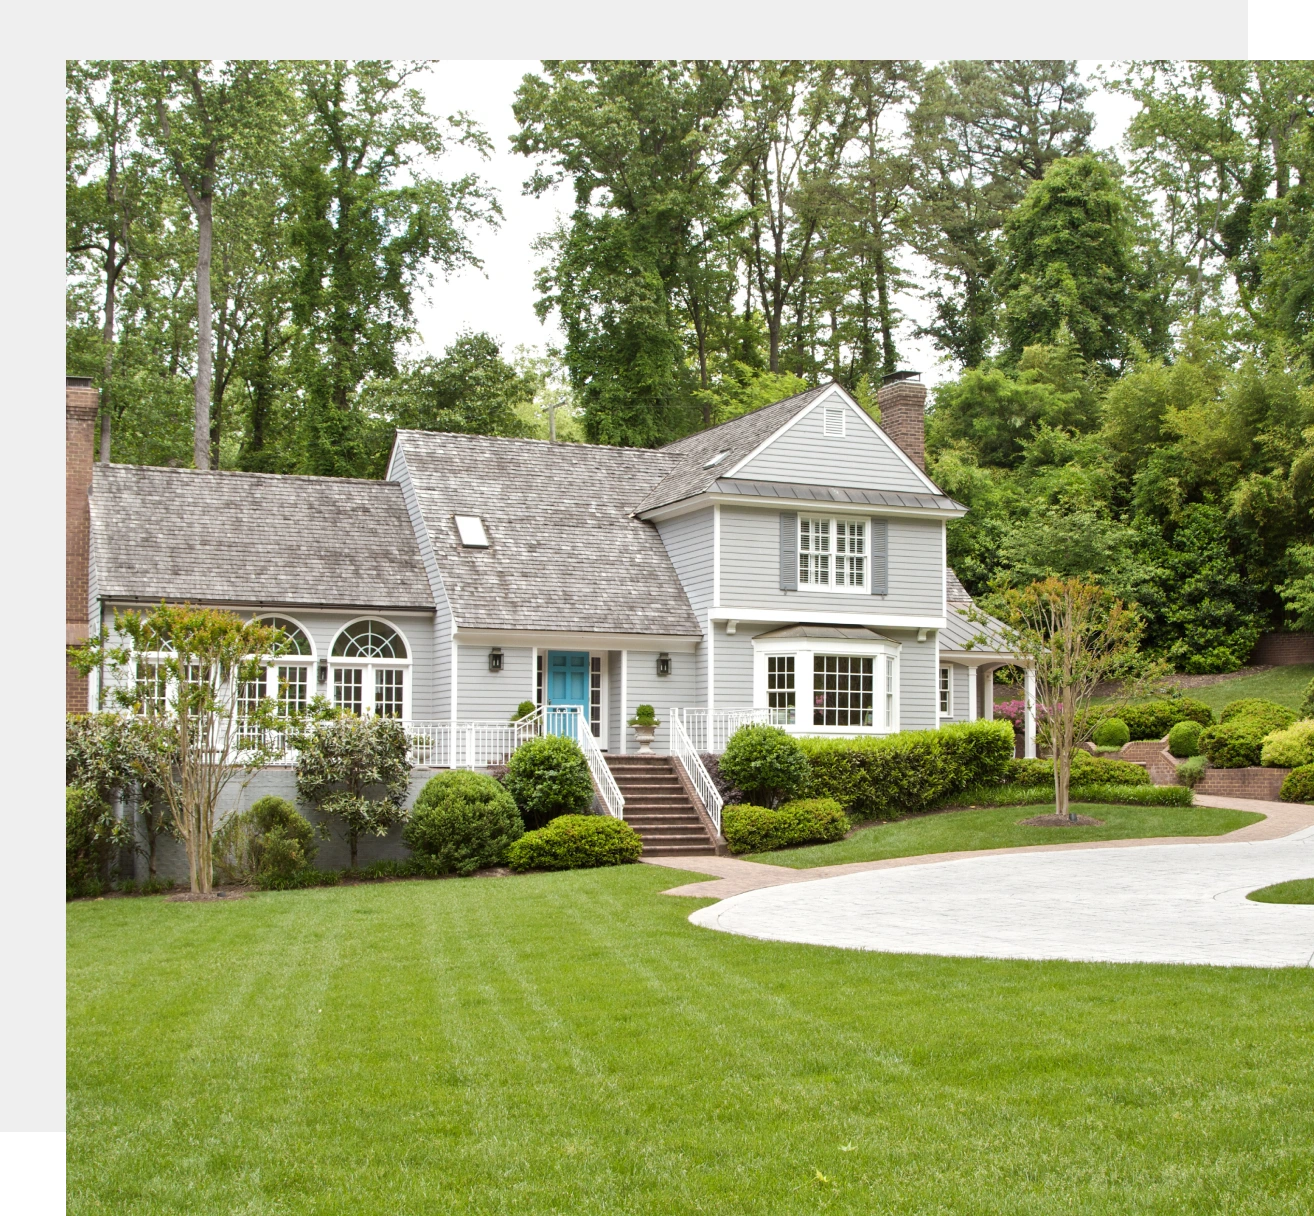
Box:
[1279,763,1314,804]
[1167,719,1202,758]
[506,814,642,871]
[1218,698,1297,732]
[1259,720,1314,769]
[1092,717,1130,748]
[215,795,318,884]
[403,770,524,876]
[718,725,810,808]
[1199,719,1269,768]
[504,735,595,829]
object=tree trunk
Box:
[874,241,897,377]
[99,249,117,463]
[1055,748,1071,821]
[194,194,214,471]
[349,831,358,869]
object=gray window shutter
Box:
[779,512,798,591]
[870,517,888,595]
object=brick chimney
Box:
[67,376,98,712]
[877,371,927,471]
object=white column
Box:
[967,664,978,722]
[530,646,538,706]
[1023,665,1037,759]
[983,667,994,719]
[619,650,628,755]
[706,614,715,712]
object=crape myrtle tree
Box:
[70,606,291,893]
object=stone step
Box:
[642,845,718,856]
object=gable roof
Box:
[394,431,702,636]
[940,567,1013,655]
[91,464,433,611]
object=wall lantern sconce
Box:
[657,653,672,677]
[488,647,503,673]
[317,661,328,685]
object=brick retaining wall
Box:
[1195,766,1289,800]
[1251,633,1314,665]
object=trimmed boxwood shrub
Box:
[1260,720,1314,769]
[1200,719,1267,768]
[1167,719,1202,758]
[718,725,810,808]
[215,796,320,885]
[1175,756,1205,788]
[504,735,595,829]
[1080,697,1214,741]
[1218,698,1297,731]
[1092,717,1130,748]
[1279,764,1314,803]
[798,719,1015,820]
[507,814,642,871]
[722,798,850,854]
[1003,753,1152,788]
[403,771,524,876]
[950,782,1193,808]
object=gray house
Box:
[71,375,1030,861]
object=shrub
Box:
[948,782,1192,808]
[504,735,596,828]
[215,796,318,885]
[403,771,524,875]
[1167,719,1202,758]
[629,704,659,726]
[1003,753,1151,788]
[1218,698,1297,731]
[1260,720,1314,769]
[1092,718,1130,748]
[1301,677,1314,721]
[1078,698,1214,741]
[259,867,341,891]
[799,720,1015,819]
[66,785,132,899]
[1199,719,1268,768]
[511,700,536,722]
[719,725,810,808]
[722,799,850,854]
[1279,764,1314,803]
[507,815,642,871]
[1175,756,1206,788]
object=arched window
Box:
[329,619,410,718]
[239,615,317,721]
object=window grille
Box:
[823,406,847,436]
[277,665,309,716]
[799,517,866,589]
[836,520,866,587]
[590,656,602,737]
[885,656,896,729]
[536,653,544,707]
[799,516,831,585]
[375,669,404,718]
[939,667,951,716]
[334,667,363,716]
[135,660,168,716]
[813,655,874,727]
[258,617,312,656]
[332,620,406,660]
[238,667,267,721]
[767,655,796,723]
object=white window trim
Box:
[249,614,316,717]
[752,634,901,735]
[798,515,869,594]
[328,616,413,720]
[939,665,953,718]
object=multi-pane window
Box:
[939,666,952,716]
[329,620,408,719]
[799,517,866,590]
[277,665,309,716]
[885,656,896,729]
[536,653,544,708]
[767,655,796,723]
[334,667,363,716]
[813,655,874,727]
[238,667,268,721]
[375,668,404,718]
[590,656,602,738]
[135,660,168,716]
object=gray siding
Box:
[719,505,943,616]
[456,644,533,722]
[606,651,623,752]
[623,649,697,756]
[712,623,765,708]
[734,392,929,493]
[890,629,938,732]
[655,508,714,614]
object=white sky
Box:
[413,61,1141,389]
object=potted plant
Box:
[628,705,661,753]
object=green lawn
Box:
[69,866,1313,1214]
[1082,663,1314,714]
[1248,877,1314,904]
[746,803,1262,869]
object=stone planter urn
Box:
[631,723,658,753]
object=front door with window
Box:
[546,651,590,743]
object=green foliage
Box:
[951,781,1191,808]
[722,799,850,855]
[258,867,341,891]
[506,814,642,871]
[511,701,537,722]
[1092,718,1130,748]
[1200,718,1271,768]
[718,726,811,809]
[1167,719,1203,758]
[1004,753,1153,787]
[1259,721,1314,769]
[402,771,524,876]
[629,704,659,726]
[1175,755,1206,788]
[214,796,319,885]
[799,719,1017,819]
[66,785,133,899]
[1301,678,1314,721]
[504,735,595,829]
[1218,699,1297,731]
[1279,764,1314,804]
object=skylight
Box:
[454,515,490,547]
[703,450,730,469]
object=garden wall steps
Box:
[605,755,719,856]
[1118,738,1292,799]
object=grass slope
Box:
[1248,877,1314,904]
[746,803,1262,869]
[69,866,1312,1215]
[1083,663,1314,714]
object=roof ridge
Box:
[98,463,403,489]
[659,380,836,452]
[396,429,677,459]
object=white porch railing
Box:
[673,707,796,755]
[669,707,723,836]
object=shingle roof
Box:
[395,431,702,636]
[634,383,836,513]
[91,464,433,611]
[940,567,1014,655]
[713,478,965,513]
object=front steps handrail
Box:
[669,707,723,835]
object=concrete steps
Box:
[606,755,718,855]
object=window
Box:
[813,655,874,727]
[238,667,268,722]
[939,666,952,716]
[536,652,544,707]
[135,659,168,716]
[799,517,866,590]
[262,617,312,656]
[590,656,602,738]
[703,450,730,468]
[454,515,490,547]
[885,656,896,730]
[334,667,363,716]
[823,405,847,436]
[333,620,406,659]
[375,668,404,718]
[330,620,409,718]
[767,655,796,723]
[252,617,314,719]
[277,665,309,716]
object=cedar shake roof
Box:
[90,464,433,611]
[394,431,703,636]
[940,567,1013,654]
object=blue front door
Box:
[546,651,590,741]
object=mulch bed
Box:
[1017,813,1105,827]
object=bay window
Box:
[753,629,899,734]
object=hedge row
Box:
[951,782,1193,808]
[1080,697,1214,741]
[722,798,850,854]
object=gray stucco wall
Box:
[718,505,943,617]
[734,392,929,493]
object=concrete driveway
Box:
[687,827,1314,968]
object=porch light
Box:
[317,660,328,685]
[657,653,671,677]
[488,647,503,673]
